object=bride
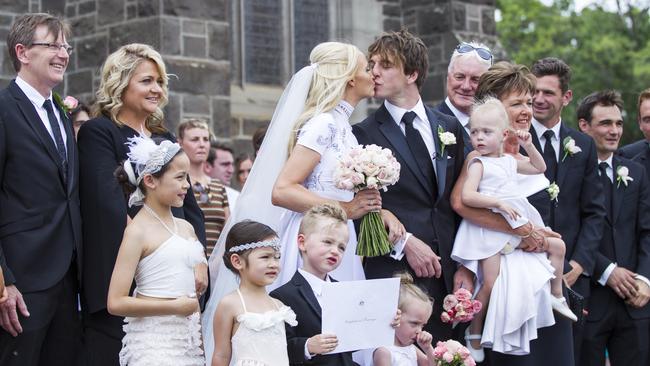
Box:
[202,41,404,363]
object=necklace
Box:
[143,204,177,234]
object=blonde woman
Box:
[177,118,230,257]
[77,43,207,365]
[203,41,405,362]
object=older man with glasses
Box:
[435,42,493,156]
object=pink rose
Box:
[433,343,447,358]
[458,346,470,359]
[442,294,458,311]
[63,96,78,110]
[440,311,452,323]
[461,299,473,310]
[471,300,482,314]
[443,352,454,363]
[455,288,472,301]
[465,356,477,366]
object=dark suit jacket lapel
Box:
[426,107,447,199]
[376,105,432,195]
[530,126,543,155]
[9,81,66,185]
[556,124,570,187]
[292,272,322,318]
[611,156,626,224]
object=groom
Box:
[352,29,468,342]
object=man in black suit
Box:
[352,29,471,342]
[577,90,650,366]
[618,88,650,180]
[0,14,82,366]
[434,42,492,155]
[521,57,606,365]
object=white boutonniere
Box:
[561,136,582,161]
[616,166,633,188]
[547,182,560,202]
[438,126,456,157]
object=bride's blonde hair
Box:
[287,42,364,152]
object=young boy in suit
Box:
[270,203,358,366]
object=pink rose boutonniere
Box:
[53,93,79,114]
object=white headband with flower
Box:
[123,136,181,207]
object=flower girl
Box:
[372,272,439,366]
[451,98,576,360]
[107,136,207,365]
[211,220,297,366]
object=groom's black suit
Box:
[352,103,464,342]
[0,80,82,365]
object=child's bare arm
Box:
[516,130,546,175]
[211,297,236,366]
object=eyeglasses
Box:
[31,42,74,55]
[455,43,492,61]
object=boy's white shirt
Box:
[297,268,331,359]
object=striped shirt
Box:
[193,179,229,257]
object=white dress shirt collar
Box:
[298,268,330,302]
[444,97,469,129]
[16,76,51,107]
[598,155,614,181]
[384,98,429,127]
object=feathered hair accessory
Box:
[123,136,182,207]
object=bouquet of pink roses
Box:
[432,340,476,366]
[440,288,482,326]
[333,144,400,256]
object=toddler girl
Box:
[372,272,436,366]
[451,98,576,360]
[211,220,297,366]
[107,136,207,365]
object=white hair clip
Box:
[228,238,281,253]
[124,136,182,207]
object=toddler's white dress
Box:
[119,216,207,366]
[230,289,297,365]
[450,155,556,355]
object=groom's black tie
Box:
[402,111,437,197]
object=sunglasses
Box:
[455,43,493,61]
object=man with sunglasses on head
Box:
[0,14,82,366]
[435,42,493,156]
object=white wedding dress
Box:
[269,100,365,291]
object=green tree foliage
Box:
[496,0,650,143]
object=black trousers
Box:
[81,309,124,366]
[0,266,82,366]
[580,291,649,366]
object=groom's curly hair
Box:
[368,28,429,90]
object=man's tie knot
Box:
[543,129,555,141]
[401,111,417,125]
[598,162,609,177]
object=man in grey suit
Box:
[577,90,650,366]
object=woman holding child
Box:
[451,61,575,365]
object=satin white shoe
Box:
[464,327,485,362]
[552,296,578,322]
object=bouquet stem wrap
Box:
[357,210,391,256]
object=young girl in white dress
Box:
[371,272,436,366]
[451,98,576,359]
[107,136,208,365]
[211,220,297,366]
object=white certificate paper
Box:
[321,278,400,353]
